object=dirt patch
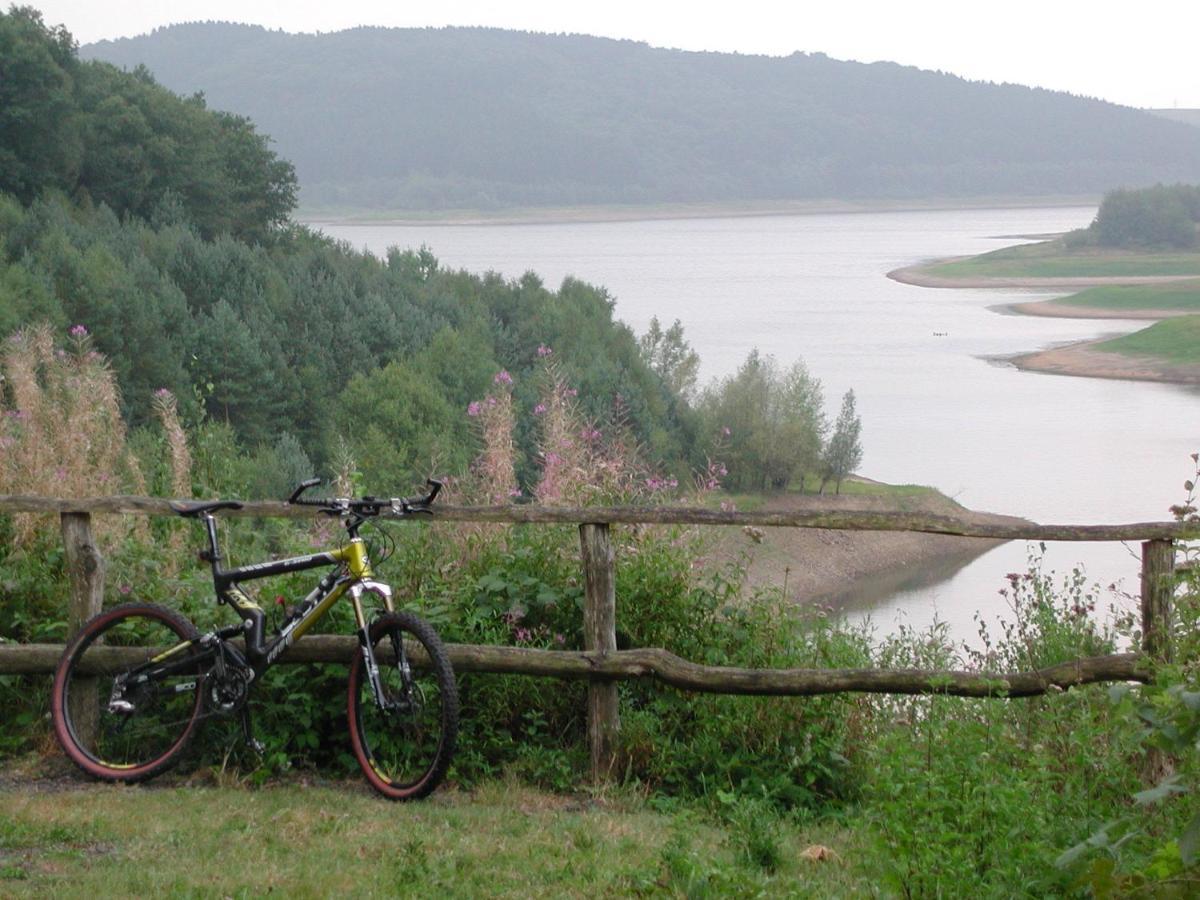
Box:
[717,490,1027,609]
[1010,342,1200,385]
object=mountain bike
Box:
[50,478,458,800]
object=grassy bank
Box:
[925,240,1200,279]
[1095,315,1200,363]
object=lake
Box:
[315,207,1200,644]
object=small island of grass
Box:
[890,184,1200,287]
[895,185,1200,385]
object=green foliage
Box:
[639,317,700,403]
[1055,469,1200,895]
[699,350,828,491]
[1090,184,1200,250]
[331,361,467,489]
[820,388,862,494]
[0,7,81,204]
[0,7,296,241]
[0,195,697,481]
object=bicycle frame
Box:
[140,516,399,707]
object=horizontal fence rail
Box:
[0,641,1149,699]
[2,494,1198,541]
[0,494,1191,780]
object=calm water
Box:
[316,208,1200,642]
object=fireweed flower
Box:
[493,370,513,386]
[69,325,88,337]
[537,344,553,357]
[534,403,547,415]
[467,401,481,417]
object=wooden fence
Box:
[1,494,1195,780]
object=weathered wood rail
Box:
[1,494,1194,780]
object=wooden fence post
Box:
[1140,539,1175,664]
[61,512,105,745]
[579,522,619,782]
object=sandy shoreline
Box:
[1008,299,1195,319]
[723,491,1027,608]
[1010,342,1200,385]
[302,195,1095,228]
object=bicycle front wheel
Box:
[52,602,205,782]
[347,611,459,800]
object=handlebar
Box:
[286,478,443,518]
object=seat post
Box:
[202,514,224,583]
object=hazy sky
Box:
[30,1,1200,109]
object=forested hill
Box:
[83,23,1200,213]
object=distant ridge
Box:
[83,23,1200,213]
[1149,109,1200,129]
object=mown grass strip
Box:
[1057,280,1200,311]
[0,779,874,897]
[930,242,1200,278]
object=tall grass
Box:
[0,324,145,545]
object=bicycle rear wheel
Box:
[52,603,205,782]
[347,611,458,800]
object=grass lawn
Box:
[1055,279,1200,311]
[927,240,1200,278]
[1094,315,1200,363]
[0,777,875,897]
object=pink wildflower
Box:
[537,344,553,357]
[493,370,513,386]
[534,403,547,415]
[69,324,88,337]
[467,401,481,417]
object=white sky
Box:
[28,0,1200,109]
